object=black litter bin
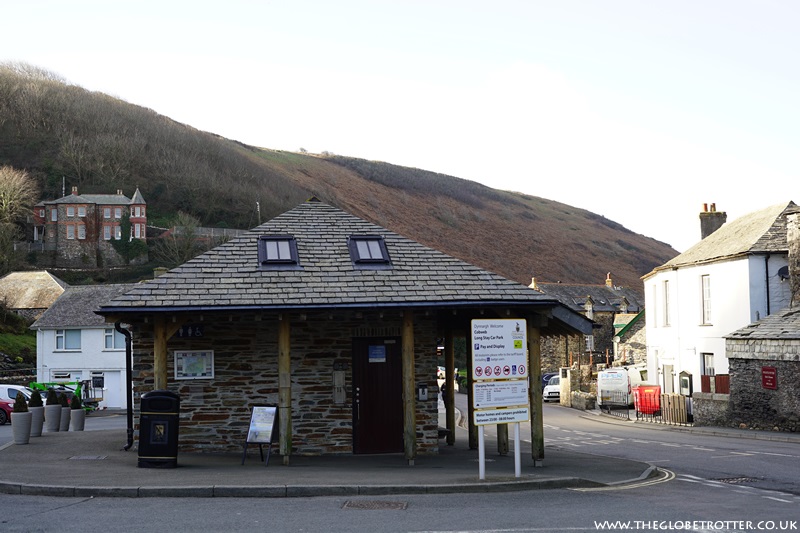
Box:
[138,390,180,468]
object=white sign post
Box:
[471,319,530,480]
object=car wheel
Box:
[0,409,7,425]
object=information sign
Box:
[471,319,527,379]
[474,407,530,426]
[762,366,777,390]
[241,405,278,466]
[473,380,529,409]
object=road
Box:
[2,399,798,532]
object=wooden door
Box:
[352,337,404,454]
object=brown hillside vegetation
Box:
[0,62,678,289]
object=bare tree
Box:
[151,211,205,267]
[0,166,38,224]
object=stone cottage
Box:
[97,199,593,462]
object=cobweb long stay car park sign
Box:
[471,319,530,425]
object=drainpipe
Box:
[115,321,134,451]
[764,254,771,316]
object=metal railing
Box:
[598,390,631,420]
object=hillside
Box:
[0,63,678,290]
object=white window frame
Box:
[114,226,122,240]
[104,328,126,350]
[115,207,122,219]
[66,225,75,240]
[104,207,111,219]
[663,280,670,327]
[77,224,86,240]
[134,223,141,238]
[78,206,86,217]
[66,206,75,217]
[51,209,58,222]
[701,274,712,325]
[103,225,111,240]
[55,329,81,351]
[133,206,140,217]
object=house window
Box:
[104,207,111,219]
[114,226,122,240]
[39,209,45,217]
[77,224,86,240]
[258,235,300,269]
[55,329,81,350]
[701,274,711,324]
[663,280,670,327]
[103,226,111,240]
[348,235,391,269]
[78,206,86,217]
[702,353,715,376]
[141,206,145,217]
[66,206,75,217]
[51,209,57,222]
[115,207,122,219]
[104,328,126,350]
[66,225,75,240]
[133,206,140,217]
[134,223,141,238]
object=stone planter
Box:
[29,405,45,437]
[71,408,86,431]
[45,404,62,432]
[11,411,32,445]
[59,406,71,432]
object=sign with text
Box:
[762,366,777,390]
[474,407,530,426]
[470,319,528,380]
[247,405,277,444]
[473,380,529,409]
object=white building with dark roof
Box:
[643,201,796,399]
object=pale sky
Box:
[3,1,798,252]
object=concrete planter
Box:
[71,409,86,431]
[29,405,45,437]
[59,407,71,432]
[45,404,62,432]
[11,411,32,444]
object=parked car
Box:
[541,372,559,389]
[542,375,561,402]
[0,384,33,403]
[0,397,12,424]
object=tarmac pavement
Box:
[6,403,795,499]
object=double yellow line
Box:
[570,468,676,492]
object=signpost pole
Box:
[514,422,521,478]
[478,425,486,480]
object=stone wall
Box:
[691,392,730,427]
[617,319,647,365]
[129,310,441,455]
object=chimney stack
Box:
[605,272,613,288]
[700,202,727,240]
[71,186,78,196]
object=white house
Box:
[643,202,796,397]
[30,284,135,409]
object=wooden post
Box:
[468,339,477,450]
[153,316,184,390]
[402,310,416,464]
[278,316,292,465]
[528,319,544,464]
[444,326,455,446]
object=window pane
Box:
[56,331,64,350]
[266,240,279,259]
[367,240,383,259]
[276,240,290,259]
[67,225,75,239]
[356,240,371,259]
[65,330,81,350]
[78,225,86,240]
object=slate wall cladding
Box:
[130,310,440,455]
[727,340,800,431]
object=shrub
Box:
[46,388,58,405]
[71,394,82,410]
[13,391,28,412]
[28,389,43,407]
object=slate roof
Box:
[645,202,797,277]
[46,189,145,206]
[0,271,67,310]
[727,306,800,340]
[98,200,582,318]
[533,282,644,314]
[32,284,137,329]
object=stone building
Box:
[529,274,645,373]
[96,199,593,460]
[32,186,147,268]
[723,207,800,432]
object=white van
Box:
[597,365,647,407]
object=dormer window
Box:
[348,235,391,269]
[258,235,301,270]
